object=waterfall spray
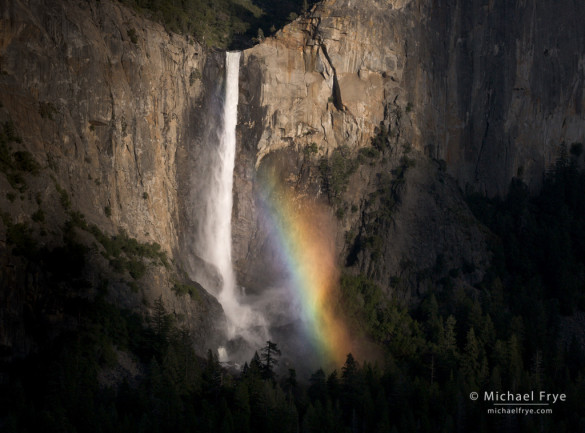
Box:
[198,51,267,360]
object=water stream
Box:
[198,51,267,360]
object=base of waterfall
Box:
[214,283,334,374]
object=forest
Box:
[1,146,584,432]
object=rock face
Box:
[0,0,199,252]
[418,0,585,195]
[1,0,584,357]
[233,0,585,294]
[239,0,585,193]
[0,0,224,357]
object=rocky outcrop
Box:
[0,0,201,251]
[240,1,395,166]
[234,0,585,295]
[238,0,585,193]
[2,0,584,357]
[0,0,224,357]
[234,0,490,295]
[418,0,585,195]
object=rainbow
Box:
[257,172,353,366]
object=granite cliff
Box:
[233,0,585,298]
[0,0,225,359]
[1,0,584,361]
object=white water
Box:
[217,346,228,363]
[199,51,267,357]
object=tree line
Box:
[1,148,584,432]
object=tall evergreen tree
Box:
[260,341,281,380]
[308,369,327,403]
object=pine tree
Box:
[461,328,480,387]
[327,370,340,402]
[202,349,222,400]
[150,296,173,360]
[284,368,297,402]
[507,334,523,389]
[341,353,359,380]
[260,341,281,381]
[249,352,263,378]
[233,382,251,433]
[308,369,327,403]
[151,296,172,337]
[340,353,362,426]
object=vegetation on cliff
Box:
[118,0,317,49]
[1,153,584,432]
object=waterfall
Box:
[197,51,267,359]
[206,52,238,321]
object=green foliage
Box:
[31,208,45,223]
[0,120,40,191]
[0,286,204,432]
[5,221,37,258]
[127,27,138,44]
[54,182,71,210]
[86,224,167,264]
[118,0,316,49]
[1,260,584,433]
[319,145,357,204]
[172,281,203,300]
[335,154,585,428]
[467,150,585,313]
[340,274,424,357]
[38,101,58,120]
[346,155,413,267]
[125,258,147,279]
[303,142,319,156]
[570,142,583,157]
[332,267,584,432]
[371,123,392,151]
[104,205,112,217]
[60,207,169,281]
[189,68,201,86]
[357,146,379,163]
[89,225,169,278]
[12,150,40,174]
[1,140,584,432]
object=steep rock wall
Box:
[234,0,489,297]
[2,0,584,355]
[0,0,224,357]
[0,0,198,250]
[239,0,585,196]
[418,0,585,195]
[234,0,585,295]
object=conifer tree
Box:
[327,370,340,402]
[260,341,281,380]
[461,328,480,387]
[308,369,327,403]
